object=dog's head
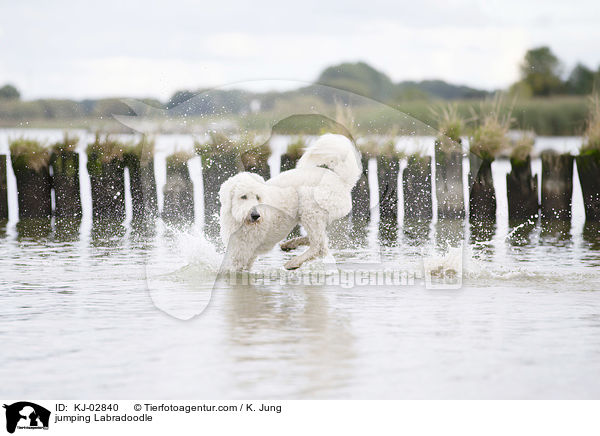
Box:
[219,172,267,224]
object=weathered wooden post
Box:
[541,150,574,221]
[50,134,81,220]
[403,218,430,246]
[433,105,465,219]
[352,142,372,222]
[86,135,126,222]
[9,139,52,219]
[435,143,465,219]
[280,138,305,239]
[403,155,432,221]
[583,221,600,250]
[576,98,600,221]
[124,136,158,222]
[377,142,401,221]
[163,151,194,223]
[577,153,600,222]
[196,134,242,238]
[240,138,271,180]
[540,219,571,243]
[468,102,510,223]
[435,218,464,249]
[280,138,304,172]
[468,154,496,222]
[506,134,538,221]
[0,154,7,221]
[16,218,52,239]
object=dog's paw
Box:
[284,259,302,270]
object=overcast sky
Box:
[1,0,599,100]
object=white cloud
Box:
[1,0,599,99]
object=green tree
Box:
[0,84,20,100]
[519,46,564,96]
[316,62,397,102]
[567,63,596,95]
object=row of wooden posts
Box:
[0,140,599,237]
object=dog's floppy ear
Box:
[219,177,236,214]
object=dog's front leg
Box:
[221,231,260,272]
[284,216,328,270]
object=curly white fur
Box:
[219,133,362,271]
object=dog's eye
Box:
[241,195,247,200]
[256,195,261,201]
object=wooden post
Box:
[469,154,496,222]
[403,155,433,221]
[434,141,465,219]
[0,155,7,221]
[379,217,398,247]
[280,154,297,172]
[352,155,370,222]
[50,136,81,220]
[541,151,574,221]
[9,139,52,219]
[377,155,399,221]
[403,218,430,246]
[280,140,306,239]
[540,219,571,242]
[506,156,539,221]
[576,153,600,222]
[196,137,243,238]
[583,221,600,249]
[435,218,464,249]
[86,136,126,222]
[124,138,158,222]
[241,141,271,180]
[163,152,194,223]
[16,218,52,239]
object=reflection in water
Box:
[507,219,537,247]
[378,218,398,247]
[435,218,465,249]
[540,219,572,246]
[403,218,431,247]
[224,281,354,397]
[16,218,52,240]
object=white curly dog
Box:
[219,133,361,271]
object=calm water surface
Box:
[1,130,599,399]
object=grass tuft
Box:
[86,133,125,163]
[51,133,79,153]
[9,138,50,172]
[581,94,600,156]
[432,103,464,144]
[469,95,513,161]
[166,150,194,167]
[284,137,306,160]
[509,130,536,163]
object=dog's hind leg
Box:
[280,236,309,251]
[284,214,328,270]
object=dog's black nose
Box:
[250,210,261,221]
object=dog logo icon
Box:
[3,402,50,434]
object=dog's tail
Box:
[297,134,362,187]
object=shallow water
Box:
[1,130,600,399]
